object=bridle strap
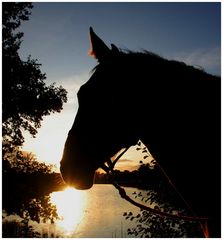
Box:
[101,146,130,173]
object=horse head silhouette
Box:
[60,27,220,236]
[60,28,139,189]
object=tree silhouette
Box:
[2,5,67,235]
[2,2,67,158]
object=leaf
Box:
[154,205,160,211]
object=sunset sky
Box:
[18,2,221,171]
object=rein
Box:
[101,146,209,237]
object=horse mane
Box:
[92,48,215,79]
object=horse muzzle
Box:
[60,164,95,190]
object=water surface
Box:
[47,184,144,237]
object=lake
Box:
[32,184,146,238]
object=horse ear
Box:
[89,27,110,62]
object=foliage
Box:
[2,219,40,238]
[124,191,203,237]
[5,149,55,174]
[21,195,58,224]
[2,2,67,158]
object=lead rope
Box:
[101,147,209,237]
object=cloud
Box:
[118,159,133,163]
[115,158,141,171]
[170,47,221,76]
[60,72,90,97]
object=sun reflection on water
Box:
[50,187,87,235]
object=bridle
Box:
[101,144,209,238]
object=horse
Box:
[60,27,221,237]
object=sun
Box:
[50,187,87,235]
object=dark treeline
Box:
[95,163,166,190]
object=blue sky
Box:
[19,2,221,79]
[18,2,221,169]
